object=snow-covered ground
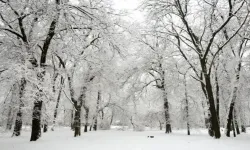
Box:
[1,127,250,150]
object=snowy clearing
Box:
[1,128,250,150]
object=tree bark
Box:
[6,101,14,131]
[110,111,114,125]
[84,107,89,132]
[13,108,23,136]
[232,121,236,137]
[71,109,74,130]
[30,99,43,141]
[200,73,213,137]
[93,90,101,131]
[30,0,60,141]
[163,88,171,133]
[201,59,221,138]
[234,109,240,135]
[241,125,246,133]
[51,76,64,131]
[184,74,190,135]
[159,120,163,130]
[6,108,13,130]
[13,78,26,136]
[43,122,48,133]
[74,105,81,137]
[215,67,220,126]
[226,63,241,137]
[159,63,171,134]
[6,84,16,131]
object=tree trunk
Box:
[163,87,171,133]
[93,90,101,131]
[30,0,60,141]
[226,63,241,137]
[89,125,92,131]
[110,111,113,125]
[234,109,240,135]
[215,68,220,126]
[93,116,98,131]
[130,116,136,130]
[13,108,23,136]
[241,125,246,133]
[73,85,87,136]
[6,84,16,131]
[74,105,81,137]
[184,75,190,135]
[232,121,236,137]
[101,110,104,120]
[235,120,240,135]
[200,73,213,136]
[13,99,24,136]
[71,109,74,130]
[205,76,220,138]
[201,59,221,138]
[43,123,48,133]
[6,107,13,130]
[30,69,46,141]
[30,100,43,141]
[226,100,235,137]
[51,76,64,131]
[159,121,163,130]
[13,78,26,136]
[84,107,89,132]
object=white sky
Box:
[69,0,144,22]
[113,0,139,9]
[113,0,144,22]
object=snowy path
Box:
[1,128,250,150]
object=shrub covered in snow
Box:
[99,120,111,130]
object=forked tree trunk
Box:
[200,73,213,137]
[226,63,241,137]
[201,59,221,138]
[205,76,220,138]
